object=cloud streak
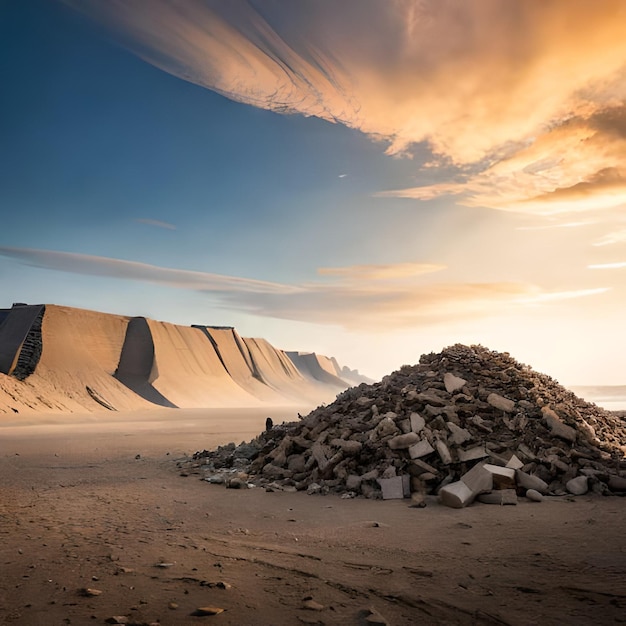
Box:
[0,247,609,331]
[64,0,626,215]
[135,218,177,230]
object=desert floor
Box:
[1,408,625,626]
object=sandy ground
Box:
[1,409,625,626]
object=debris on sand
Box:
[181,345,626,507]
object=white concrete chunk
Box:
[377,475,410,500]
[447,422,472,445]
[439,480,474,508]
[461,462,493,497]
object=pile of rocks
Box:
[182,344,626,507]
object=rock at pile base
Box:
[566,475,589,495]
[439,481,474,508]
[526,489,543,502]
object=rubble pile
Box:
[182,344,626,507]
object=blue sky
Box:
[1,1,626,384]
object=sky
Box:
[1,0,625,385]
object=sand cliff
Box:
[0,303,369,416]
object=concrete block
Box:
[461,462,493,497]
[439,480,474,508]
[483,464,516,489]
[377,475,410,500]
[408,439,435,459]
[477,489,518,505]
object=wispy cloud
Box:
[588,261,626,270]
[135,218,176,230]
[0,246,299,294]
[593,229,626,246]
[64,0,626,215]
[317,262,445,281]
[0,246,609,330]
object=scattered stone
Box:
[566,475,589,495]
[192,607,225,616]
[457,446,489,462]
[526,489,543,502]
[79,588,102,597]
[168,602,179,610]
[302,598,324,611]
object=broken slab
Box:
[435,439,452,465]
[408,439,435,459]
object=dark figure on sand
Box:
[265,417,273,431]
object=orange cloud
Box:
[317,262,445,281]
[64,1,626,216]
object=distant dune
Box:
[0,303,370,416]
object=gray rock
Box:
[408,439,435,459]
[516,470,548,494]
[526,489,543,502]
[378,475,410,500]
[566,475,588,495]
[461,462,493,497]
[410,412,426,433]
[457,446,489,462]
[487,393,516,412]
[447,422,472,445]
[435,439,453,464]
[542,407,577,443]
[388,432,420,450]
[444,372,467,393]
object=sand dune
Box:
[0,304,365,418]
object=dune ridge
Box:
[0,303,369,417]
